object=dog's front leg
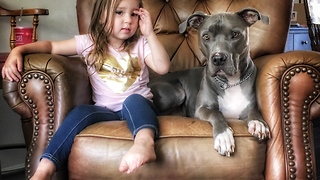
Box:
[195,106,235,157]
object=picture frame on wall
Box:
[291,11,298,22]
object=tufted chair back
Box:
[76,0,293,72]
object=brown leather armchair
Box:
[3,0,320,179]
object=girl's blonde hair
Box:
[87,0,143,69]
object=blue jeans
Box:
[41,94,159,170]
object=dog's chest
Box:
[217,86,249,119]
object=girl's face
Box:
[108,0,140,48]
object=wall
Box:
[0,89,22,145]
[0,89,26,170]
[293,3,307,26]
[0,0,79,53]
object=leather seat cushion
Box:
[68,116,266,179]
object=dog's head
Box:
[179,8,269,80]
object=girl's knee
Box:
[125,94,144,101]
[123,94,146,106]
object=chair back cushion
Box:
[76,0,293,71]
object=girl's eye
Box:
[115,11,123,15]
[131,13,138,17]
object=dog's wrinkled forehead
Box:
[204,14,247,32]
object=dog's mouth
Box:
[216,69,224,75]
[211,67,236,77]
[210,68,224,77]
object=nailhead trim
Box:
[282,66,320,180]
[20,71,55,179]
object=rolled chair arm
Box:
[254,50,320,180]
[2,53,92,179]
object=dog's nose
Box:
[212,53,227,66]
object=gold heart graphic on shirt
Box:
[98,53,141,93]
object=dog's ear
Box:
[236,8,270,26]
[179,11,208,33]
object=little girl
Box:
[2,0,170,179]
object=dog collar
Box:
[214,68,254,90]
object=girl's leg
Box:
[118,94,159,174]
[31,104,119,180]
[121,94,159,137]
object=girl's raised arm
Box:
[144,33,170,75]
[136,8,170,75]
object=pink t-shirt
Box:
[75,34,153,111]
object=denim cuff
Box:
[133,124,159,139]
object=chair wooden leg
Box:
[10,16,16,49]
[32,15,39,43]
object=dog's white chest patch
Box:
[218,86,249,119]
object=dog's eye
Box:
[202,34,210,40]
[232,31,240,39]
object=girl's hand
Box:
[135,8,154,37]
[1,48,23,82]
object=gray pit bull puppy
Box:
[149,8,271,156]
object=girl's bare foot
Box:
[30,158,56,180]
[119,129,156,174]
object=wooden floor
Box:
[1,171,24,180]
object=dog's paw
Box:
[248,120,271,140]
[214,127,235,157]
